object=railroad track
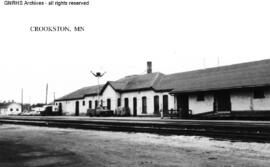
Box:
[1,117,270,143]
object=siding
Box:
[120,91,174,115]
[189,93,214,114]
[100,85,120,110]
[231,88,270,111]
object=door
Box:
[214,91,231,112]
[75,101,79,116]
[177,94,189,118]
[154,96,159,114]
[107,99,111,110]
[133,97,137,116]
[89,100,92,109]
[163,95,169,114]
[58,103,62,115]
[124,98,129,109]
[142,96,147,114]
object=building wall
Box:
[56,86,270,116]
[100,85,120,110]
[56,89,174,116]
[79,99,89,116]
[231,88,270,111]
[56,96,100,116]
[230,91,252,111]
[57,100,75,115]
[84,96,99,112]
[120,91,174,115]
[184,87,270,115]
[0,103,21,115]
[189,93,214,115]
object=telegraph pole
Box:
[21,88,23,112]
[45,83,48,105]
[53,92,55,102]
[91,71,106,107]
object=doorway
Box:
[154,96,159,114]
[75,101,79,116]
[133,97,137,116]
[214,91,231,112]
[107,99,111,110]
[124,98,129,110]
[142,96,147,114]
[58,103,62,116]
[163,95,169,114]
[177,94,189,118]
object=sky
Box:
[0,0,270,104]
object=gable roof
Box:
[157,59,270,93]
[57,73,165,101]
[105,72,165,92]
[55,85,103,101]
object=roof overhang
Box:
[170,84,270,94]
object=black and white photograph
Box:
[1,0,270,166]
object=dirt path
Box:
[0,124,270,167]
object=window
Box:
[55,103,58,105]
[89,101,92,109]
[107,99,111,110]
[124,98,129,109]
[254,88,265,99]
[197,93,205,101]
[117,98,121,107]
[16,108,19,111]
[10,108,13,111]
[142,96,147,114]
[82,101,85,106]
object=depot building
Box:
[55,59,270,118]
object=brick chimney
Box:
[147,61,152,74]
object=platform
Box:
[1,116,270,142]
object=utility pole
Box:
[21,88,23,112]
[45,83,48,105]
[91,71,106,107]
[53,92,55,102]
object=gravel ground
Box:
[0,124,270,167]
